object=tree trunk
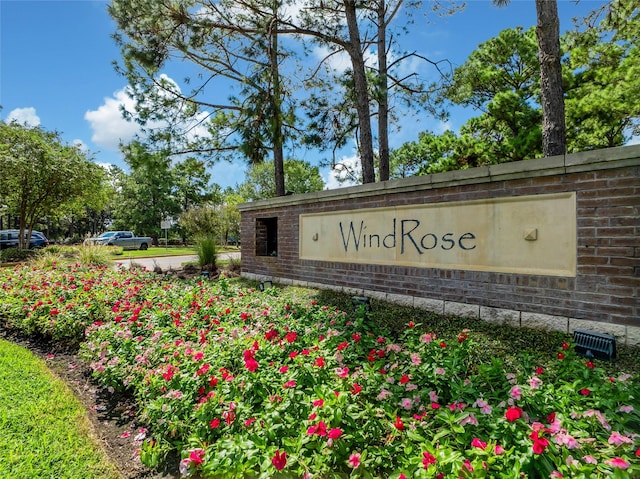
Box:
[377,0,390,182]
[344,0,376,184]
[270,8,286,196]
[535,0,566,157]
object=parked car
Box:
[0,229,49,249]
[84,231,152,250]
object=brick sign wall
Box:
[239,145,640,345]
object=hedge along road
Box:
[113,252,240,271]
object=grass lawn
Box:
[0,339,119,479]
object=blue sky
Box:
[1,0,607,190]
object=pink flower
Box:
[313,398,324,408]
[583,455,597,464]
[429,391,438,402]
[377,389,392,400]
[400,398,413,410]
[471,438,487,450]
[328,428,343,439]
[335,367,350,378]
[279,365,289,373]
[550,471,564,478]
[529,376,543,389]
[475,399,492,414]
[618,405,634,413]
[606,457,629,469]
[283,380,296,388]
[460,413,478,426]
[579,388,590,396]
[272,450,287,470]
[510,386,522,400]
[348,452,361,468]
[608,431,633,446]
[494,444,505,455]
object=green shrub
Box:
[0,247,36,263]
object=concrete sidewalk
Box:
[113,252,240,271]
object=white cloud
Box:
[627,135,640,146]
[84,88,140,150]
[72,139,89,151]
[312,45,377,74]
[436,120,453,134]
[324,153,361,190]
[5,107,40,127]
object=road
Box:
[113,251,240,271]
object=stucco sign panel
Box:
[299,192,576,276]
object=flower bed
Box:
[0,264,638,478]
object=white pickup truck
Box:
[84,231,152,250]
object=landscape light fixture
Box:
[259,280,273,291]
[573,329,616,361]
[351,296,371,313]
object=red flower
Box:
[285,331,297,343]
[189,448,205,466]
[471,438,487,450]
[530,430,549,454]
[457,333,468,343]
[585,361,595,369]
[505,406,523,422]
[337,341,349,351]
[307,421,327,436]
[328,428,343,439]
[271,450,287,471]
[393,416,405,431]
[209,418,220,429]
[422,451,436,468]
[351,383,363,395]
[439,341,447,348]
[399,374,410,384]
[562,341,569,350]
[352,333,361,342]
[313,398,324,407]
[557,352,565,360]
[264,329,278,341]
[579,388,590,396]
[244,358,259,372]
[547,412,556,423]
[283,380,296,388]
[535,367,544,375]
[314,357,325,367]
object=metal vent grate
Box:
[352,296,371,313]
[573,329,616,361]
